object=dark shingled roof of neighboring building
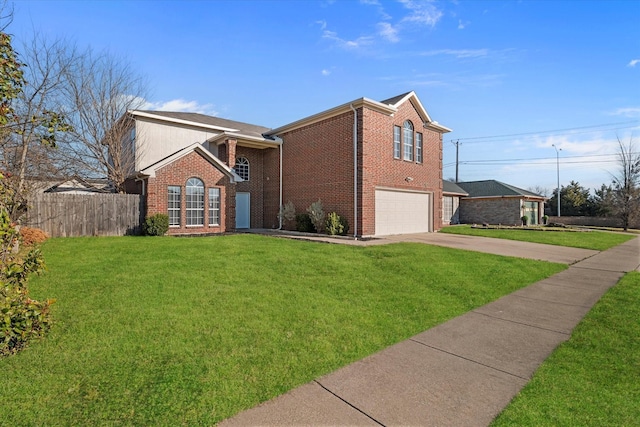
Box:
[455,180,546,198]
[442,180,469,195]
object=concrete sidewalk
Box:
[221,236,639,427]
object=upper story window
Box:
[185,178,204,226]
[393,125,401,159]
[416,132,423,163]
[403,121,414,161]
[234,157,249,181]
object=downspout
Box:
[350,104,358,239]
[278,141,283,230]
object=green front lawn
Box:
[440,225,634,250]
[493,271,640,426]
[0,235,565,425]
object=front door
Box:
[236,192,250,229]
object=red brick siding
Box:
[145,150,235,235]
[277,112,357,232]
[360,101,443,235]
[235,147,265,229]
[262,146,281,229]
[273,101,444,236]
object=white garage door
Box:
[375,189,431,236]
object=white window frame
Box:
[234,157,250,181]
[208,187,221,226]
[186,178,204,226]
[393,125,401,159]
[403,121,414,161]
[168,185,181,227]
[416,132,423,163]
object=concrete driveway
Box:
[252,229,599,265]
[382,232,599,264]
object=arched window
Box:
[234,157,250,181]
[185,178,204,226]
[403,121,414,161]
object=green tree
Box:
[0,30,53,357]
[548,181,594,216]
[591,184,615,217]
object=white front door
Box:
[236,192,250,229]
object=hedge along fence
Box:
[547,216,640,229]
[25,193,144,237]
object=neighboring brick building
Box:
[454,180,546,226]
[124,91,451,236]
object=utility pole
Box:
[452,140,460,182]
[552,144,561,217]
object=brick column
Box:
[226,139,237,168]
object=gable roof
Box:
[442,180,468,196]
[456,180,546,199]
[138,142,243,181]
[129,110,274,141]
[265,91,451,137]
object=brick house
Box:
[124,91,451,237]
[454,180,546,226]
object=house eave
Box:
[265,97,396,137]
[139,142,243,182]
[129,110,240,133]
[207,132,281,149]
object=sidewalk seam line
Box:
[313,380,386,426]
[470,310,574,336]
[407,338,532,381]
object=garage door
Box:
[375,189,431,236]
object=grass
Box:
[0,234,566,426]
[440,225,635,250]
[492,271,640,426]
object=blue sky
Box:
[9,0,640,193]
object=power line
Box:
[448,120,639,144]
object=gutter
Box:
[350,104,358,239]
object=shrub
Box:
[278,201,296,228]
[19,226,49,246]
[307,200,325,233]
[521,215,528,226]
[295,213,316,233]
[0,209,52,357]
[325,212,350,236]
[143,214,169,236]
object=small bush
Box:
[295,213,316,233]
[278,201,296,228]
[143,214,169,236]
[325,212,350,236]
[521,215,528,226]
[307,200,325,233]
[1,280,54,357]
[19,226,49,246]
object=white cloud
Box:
[321,69,331,76]
[457,19,469,29]
[398,0,443,27]
[420,48,489,58]
[377,22,400,43]
[316,20,327,31]
[627,59,640,67]
[322,30,374,50]
[142,99,218,116]
[610,107,640,118]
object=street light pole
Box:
[552,144,561,217]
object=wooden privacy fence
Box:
[26,194,144,237]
